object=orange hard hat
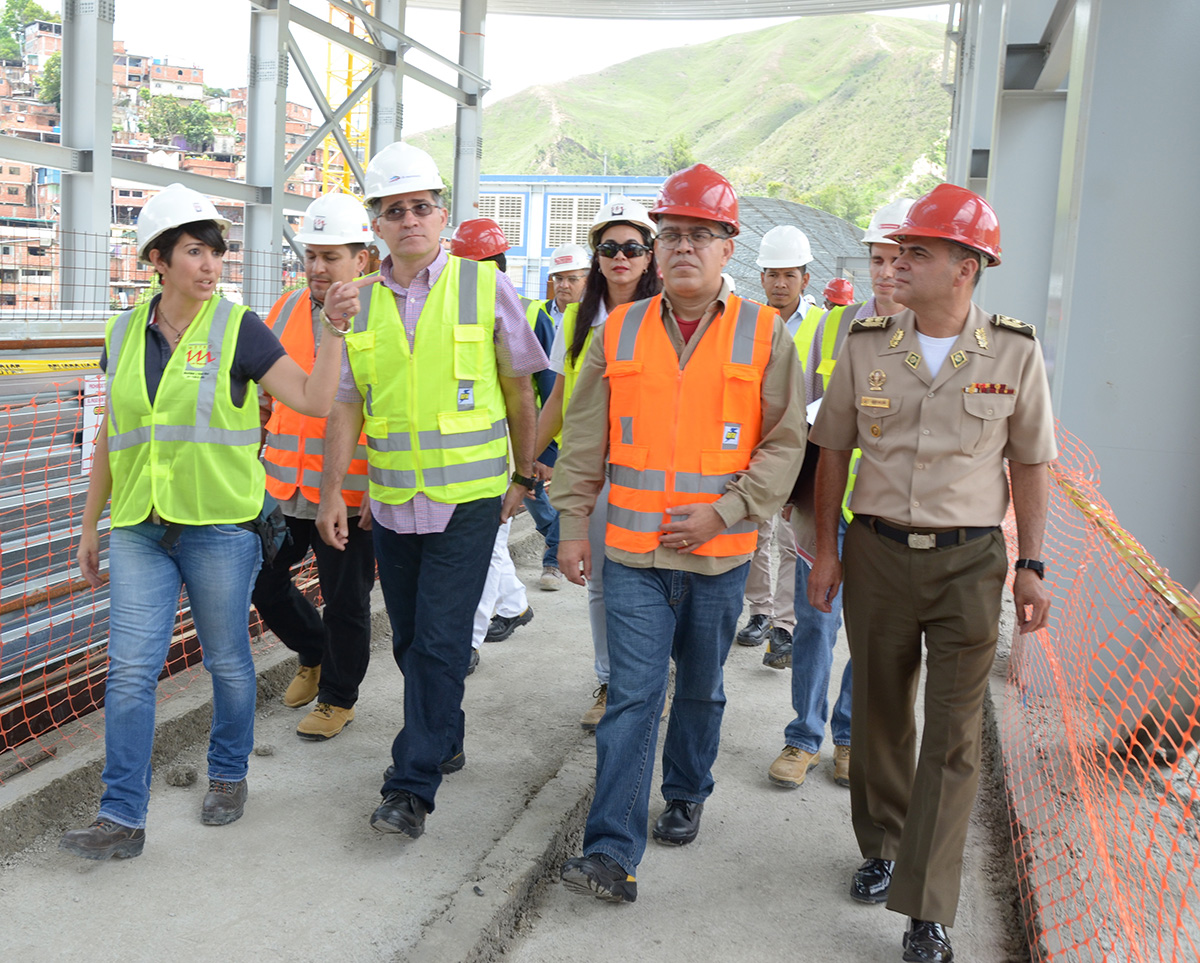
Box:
[824,278,854,305]
[885,183,1001,266]
[650,163,739,236]
[450,218,509,260]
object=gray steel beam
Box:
[110,159,269,205]
[371,0,407,161]
[0,135,84,171]
[59,0,114,312]
[1035,0,1075,90]
[452,0,487,224]
[243,0,290,315]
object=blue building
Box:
[477,174,664,299]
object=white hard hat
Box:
[136,182,231,261]
[588,195,656,251]
[756,225,813,269]
[363,141,443,203]
[293,191,372,245]
[861,198,917,246]
[549,243,590,274]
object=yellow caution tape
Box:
[0,359,101,374]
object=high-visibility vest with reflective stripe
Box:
[557,302,593,448]
[603,294,774,557]
[105,297,263,527]
[519,296,548,327]
[794,304,852,393]
[345,257,508,505]
[791,303,861,523]
[262,287,370,507]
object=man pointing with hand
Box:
[316,142,546,842]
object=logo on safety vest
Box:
[182,342,216,380]
[313,216,326,232]
[722,423,741,449]
[457,386,474,410]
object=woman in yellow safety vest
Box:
[60,184,349,861]
[533,196,662,731]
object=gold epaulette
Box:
[848,316,893,334]
[991,314,1037,338]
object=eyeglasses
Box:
[595,240,652,259]
[553,273,588,284]
[655,230,723,250]
[378,201,439,221]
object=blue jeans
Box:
[99,521,261,829]
[524,481,559,569]
[375,496,499,811]
[583,558,749,873]
[785,518,852,752]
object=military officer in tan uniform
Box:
[807,184,1056,963]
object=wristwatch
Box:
[1014,558,1045,580]
[511,471,536,490]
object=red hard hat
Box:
[650,163,739,236]
[450,218,509,260]
[824,278,854,305]
[885,183,1001,266]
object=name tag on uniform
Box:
[860,396,891,409]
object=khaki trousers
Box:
[743,513,798,631]
[842,518,1006,926]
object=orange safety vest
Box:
[603,293,774,557]
[262,287,369,507]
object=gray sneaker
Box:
[201,778,248,826]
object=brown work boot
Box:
[282,664,320,707]
[297,702,355,741]
[201,778,248,826]
[768,746,820,788]
[833,744,851,788]
[580,684,607,732]
[59,818,145,860]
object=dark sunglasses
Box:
[595,240,651,259]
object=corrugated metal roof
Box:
[727,195,865,300]
[411,0,938,19]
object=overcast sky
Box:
[45,1,946,134]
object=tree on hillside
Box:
[37,48,58,109]
[144,96,216,151]
[0,0,59,61]
[662,135,695,175]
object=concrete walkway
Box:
[0,515,1022,962]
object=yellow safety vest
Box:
[557,302,595,448]
[793,304,849,393]
[345,256,508,505]
[791,303,859,524]
[105,297,263,527]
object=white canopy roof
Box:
[410,0,941,19]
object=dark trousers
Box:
[842,518,1006,927]
[375,496,500,811]
[251,514,375,709]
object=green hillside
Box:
[409,14,951,226]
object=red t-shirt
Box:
[676,317,701,343]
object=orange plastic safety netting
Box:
[999,422,1200,962]
[0,371,316,782]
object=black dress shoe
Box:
[850,857,894,903]
[485,606,533,642]
[651,799,704,845]
[903,918,953,962]
[370,789,428,839]
[735,613,771,646]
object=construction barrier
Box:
[999,423,1200,961]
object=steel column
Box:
[59,0,114,312]
[243,0,289,315]
[452,0,487,223]
[371,0,406,158]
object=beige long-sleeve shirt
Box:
[552,280,808,575]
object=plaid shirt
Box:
[336,248,547,534]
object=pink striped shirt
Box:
[336,248,548,534]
